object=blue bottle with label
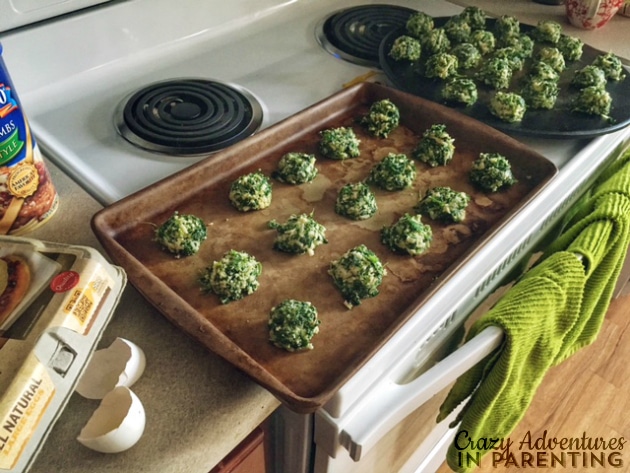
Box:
[0,42,58,234]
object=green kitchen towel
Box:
[543,161,630,361]
[436,251,586,473]
[437,151,630,473]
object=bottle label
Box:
[0,85,26,166]
[0,47,58,235]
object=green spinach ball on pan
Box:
[360,99,400,138]
[470,152,517,192]
[155,212,207,257]
[492,47,525,72]
[571,65,607,90]
[557,35,584,62]
[268,213,327,256]
[414,186,470,223]
[521,77,559,110]
[529,61,560,82]
[451,43,481,70]
[489,91,527,123]
[444,15,472,44]
[388,35,422,62]
[328,244,386,309]
[460,6,487,31]
[501,33,534,59]
[413,124,455,167]
[319,126,361,160]
[425,52,459,80]
[406,11,434,38]
[273,152,318,184]
[593,52,626,81]
[493,15,520,43]
[199,250,262,304]
[422,28,451,55]
[381,213,433,256]
[532,20,562,44]
[335,182,378,220]
[229,171,273,212]
[535,46,566,74]
[476,57,513,90]
[572,86,612,118]
[470,30,496,56]
[268,299,320,352]
[441,77,478,106]
[367,153,417,191]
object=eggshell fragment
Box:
[77,386,146,453]
[76,337,146,399]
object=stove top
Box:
[0,0,467,204]
[316,4,416,68]
[115,78,263,156]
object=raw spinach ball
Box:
[381,213,433,256]
[572,65,607,90]
[199,250,262,304]
[268,299,320,352]
[335,182,378,220]
[406,11,434,38]
[593,52,626,81]
[557,35,584,62]
[414,186,470,223]
[274,152,318,184]
[155,212,207,257]
[319,127,361,160]
[229,171,273,211]
[328,244,386,308]
[268,213,327,256]
[470,152,517,192]
[477,57,513,90]
[489,91,527,123]
[413,124,456,167]
[572,86,612,118]
[367,153,417,191]
[389,35,422,62]
[360,99,400,138]
[441,77,478,106]
[425,52,459,80]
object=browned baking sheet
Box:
[92,82,556,412]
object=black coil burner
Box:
[116,79,263,156]
[316,4,416,68]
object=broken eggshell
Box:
[76,337,146,399]
[77,386,146,453]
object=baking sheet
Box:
[379,18,630,139]
[92,82,556,412]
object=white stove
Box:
[2,1,629,472]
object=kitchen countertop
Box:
[15,2,629,473]
[25,159,280,472]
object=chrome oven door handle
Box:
[339,325,504,462]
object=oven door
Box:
[311,326,503,473]
[269,314,503,473]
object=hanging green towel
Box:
[436,251,586,473]
[542,155,630,361]
[437,151,630,472]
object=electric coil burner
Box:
[116,78,263,156]
[316,4,416,68]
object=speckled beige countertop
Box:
[24,159,280,473]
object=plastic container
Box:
[0,43,59,235]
